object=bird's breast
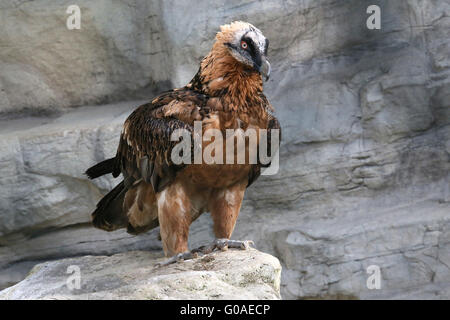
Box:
[179,110,265,188]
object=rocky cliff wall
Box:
[0,0,449,299]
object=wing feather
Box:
[115,88,208,192]
[247,97,281,187]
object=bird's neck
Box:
[188,44,264,115]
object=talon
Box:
[189,239,255,255]
[175,253,184,262]
[215,238,229,251]
[155,251,198,267]
[243,240,255,249]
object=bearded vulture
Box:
[86,21,281,264]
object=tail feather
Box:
[92,180,129,231]
[85,157,116,179]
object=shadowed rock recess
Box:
[0,0,449,299]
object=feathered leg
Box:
[190,181,254,254]
[156,182,192,256]
[209,181,246,239]
[156,181,253,267]
[125,182,159,234]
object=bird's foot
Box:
[155,239,254,267]
[155,251,198,267]
[191,238,255,255]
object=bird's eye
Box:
[241,41,248,50]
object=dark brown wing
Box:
[114,88,208,193]
[247,98,281,187]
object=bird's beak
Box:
[260,57,271,81]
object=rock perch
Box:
[0,249,281,300]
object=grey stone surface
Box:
[0,0,449,299]
[0,249,282,300]
[0,0,171,115]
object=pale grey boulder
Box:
[0,249,282,300]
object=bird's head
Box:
[215,21,271,81]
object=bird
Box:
[85,21,281,264]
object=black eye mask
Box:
[241,36,262,68]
